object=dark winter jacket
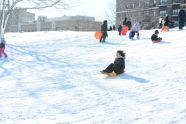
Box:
[179,9,186,29]
[126,21,132,29]
[164,16,171,27]
[179,9,186,21]
[108,26,113,31]
[0,42,5,48]
[123,18,127,26]
[151,34,162,41]
[101,21,108,38]
[113,57,125,74]
[118,25,122,32]
[113,25,116,30]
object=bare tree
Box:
[104,0,116,26]
[0,0,71,39]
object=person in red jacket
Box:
[0,38,8,58]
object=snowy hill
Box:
[0,29,186,124]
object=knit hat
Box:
[155,30,159,34]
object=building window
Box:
[134,2,139,8]
[152,11,156,16]
[173,9,180,15]
[15,15,19,19]
[160,0,167,5]
[173,0,180,3]
[144,11,150,16]
[160,10,167,16]
[126,2,138,9]
[144,1,150,8]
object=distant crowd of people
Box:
[99,7,185,75]
[99,6,186,43]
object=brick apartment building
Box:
[116,0,186,29]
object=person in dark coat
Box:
[109,26,113,31]
[161,15,171,32]
[117,25,122,35]
[159,17,164,29]
[113,25,116,30]
[164,16,171,26]
[100,20,108,42]
[101,50,125,75]
[123,17,127,26]
[179,7,186,30]
[126,20,132,30]
[151,30,162,42]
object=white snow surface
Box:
[0,29,186,124]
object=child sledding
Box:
[151,30,162,43]
[101,50,125,77]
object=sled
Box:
[152,40,162,43]
[162,26,168,32]
[102,72,125,77]
[121,26,129,35]
[94,31,102,39]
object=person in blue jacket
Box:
[118,25,122,35]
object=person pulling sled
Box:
[100,20,108,42]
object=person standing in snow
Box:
[118,25,122,36]
[129,22,141,40]
[159,17,164,29]
[151,30,162,42]
[164,16,171,27]
[161,15,172,32]
[0,38,8,58]
[108,26,113,31]
[113,25,116,30]
[101,50,125,75]
[123,17,128,26]
[179,7,186,30]
[126,20,132,30]
[100,20,108,42]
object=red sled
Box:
[152,40,162,43]
[121,26,129,35]
[162,26,168,32]
[94,31,102,39]
[102,71,125,77]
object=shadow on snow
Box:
[106,73,149,83]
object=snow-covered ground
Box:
[0,28,186,124]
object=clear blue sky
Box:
[29,0,115,21]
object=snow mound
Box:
[0,29,186,124]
